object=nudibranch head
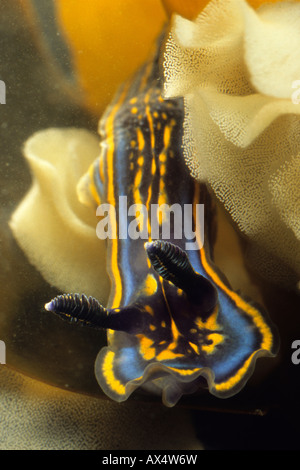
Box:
[95,242,278,406]
[46,240,278,407]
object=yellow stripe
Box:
[145,90,155,154]
[102,350,126,395]
[134,168,143,188]
[105,84,131,308]
[156,349,184,361]
[193,184,273,350]
[189,342,200,355]
[192,184,273,391]
[160,277,182,352]
[158,122,176,209]
[133,167,143,203]
[163,123,172,148]
[214,353,257,393]
[99,152,105,183]
[169,366,200,376]
[137,127,145,151]
[145,90,156,242]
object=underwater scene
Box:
[0,0,299,450]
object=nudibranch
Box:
[45,37,278,407]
